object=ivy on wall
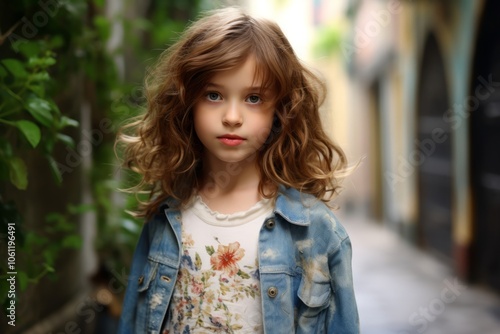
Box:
[0,1,86,308]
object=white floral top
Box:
[163,196,273,334]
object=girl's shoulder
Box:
[276,185,350,240]
[275,186,337,218]
[142,197,179,231]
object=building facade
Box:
[345,0,500,292]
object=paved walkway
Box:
[339,212,500,334]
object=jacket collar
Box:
[160,185,314,227]
[163,197,180,209]
[274,185,312,226]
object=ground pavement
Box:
[339,213,500,334]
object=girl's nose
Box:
[222,102,243,126]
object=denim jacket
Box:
[118,186,359,333]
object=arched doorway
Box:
[416,33,453,259]
[470,0,500,292]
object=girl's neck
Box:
[198,157,264,214]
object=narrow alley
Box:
[340,213,500,334]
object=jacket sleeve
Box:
[117,220,152,334]
[327,236,360,333]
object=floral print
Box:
[165,233,262,333]
[209,242,245,276]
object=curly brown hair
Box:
[116,7,348,218]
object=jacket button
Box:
[267,286,278,298]
[138,275,144,285]
[161,275,171,283]
[265,219,275,230]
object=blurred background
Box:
[1,0,499,333]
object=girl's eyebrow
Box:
[206,82,263,91]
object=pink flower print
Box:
[190,279,204,295]
[210,242,245,276]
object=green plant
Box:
[0,43,79,188]
[312,24,344,57]
[91,0,211,271]
[0,2,90,318]
[0,37,83,305]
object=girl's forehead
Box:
[207,55,273,88]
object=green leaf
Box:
[28,84,45,96]
[43,263,55,273]
[195,253,202,270]
[0,138,13,156]
[27,57,56,69]
[15,120,41,147]
[45,212,65,224]
[48,35,64,49]
[54,219,76,232]
[56,133,75,148]
[46,155,64,184]
[17,271,29,291]
[94,0,105,8]
[237,270,250,279]
[59,115,79,128]
[1,59,28,78]
[8,157,28,190]
[42,57,56,67]
[17,42,41,58]
[44,135,56,152]
[30,72,50,82]
[205,245,215,256]
[43,249,55,266]
[25,97,54,126]
[24,231,49,246]
[28,57,43,68]
[0,66,7,78]
[62,235,82,249]
[48,100,61,115]
[94,15,111,40]
[67,203,94,214]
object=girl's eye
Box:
[207,92,221,101]
[247,95,261,104]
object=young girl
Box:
[117,7,359,334]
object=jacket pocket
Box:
[137,259,158,292]
[297,277,331,317]
[295,277,331,333]
[136,259,172,333]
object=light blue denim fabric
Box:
[118,186,359,333]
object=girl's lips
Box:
[218,135,245,146]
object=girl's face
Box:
[193,55,275,167]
